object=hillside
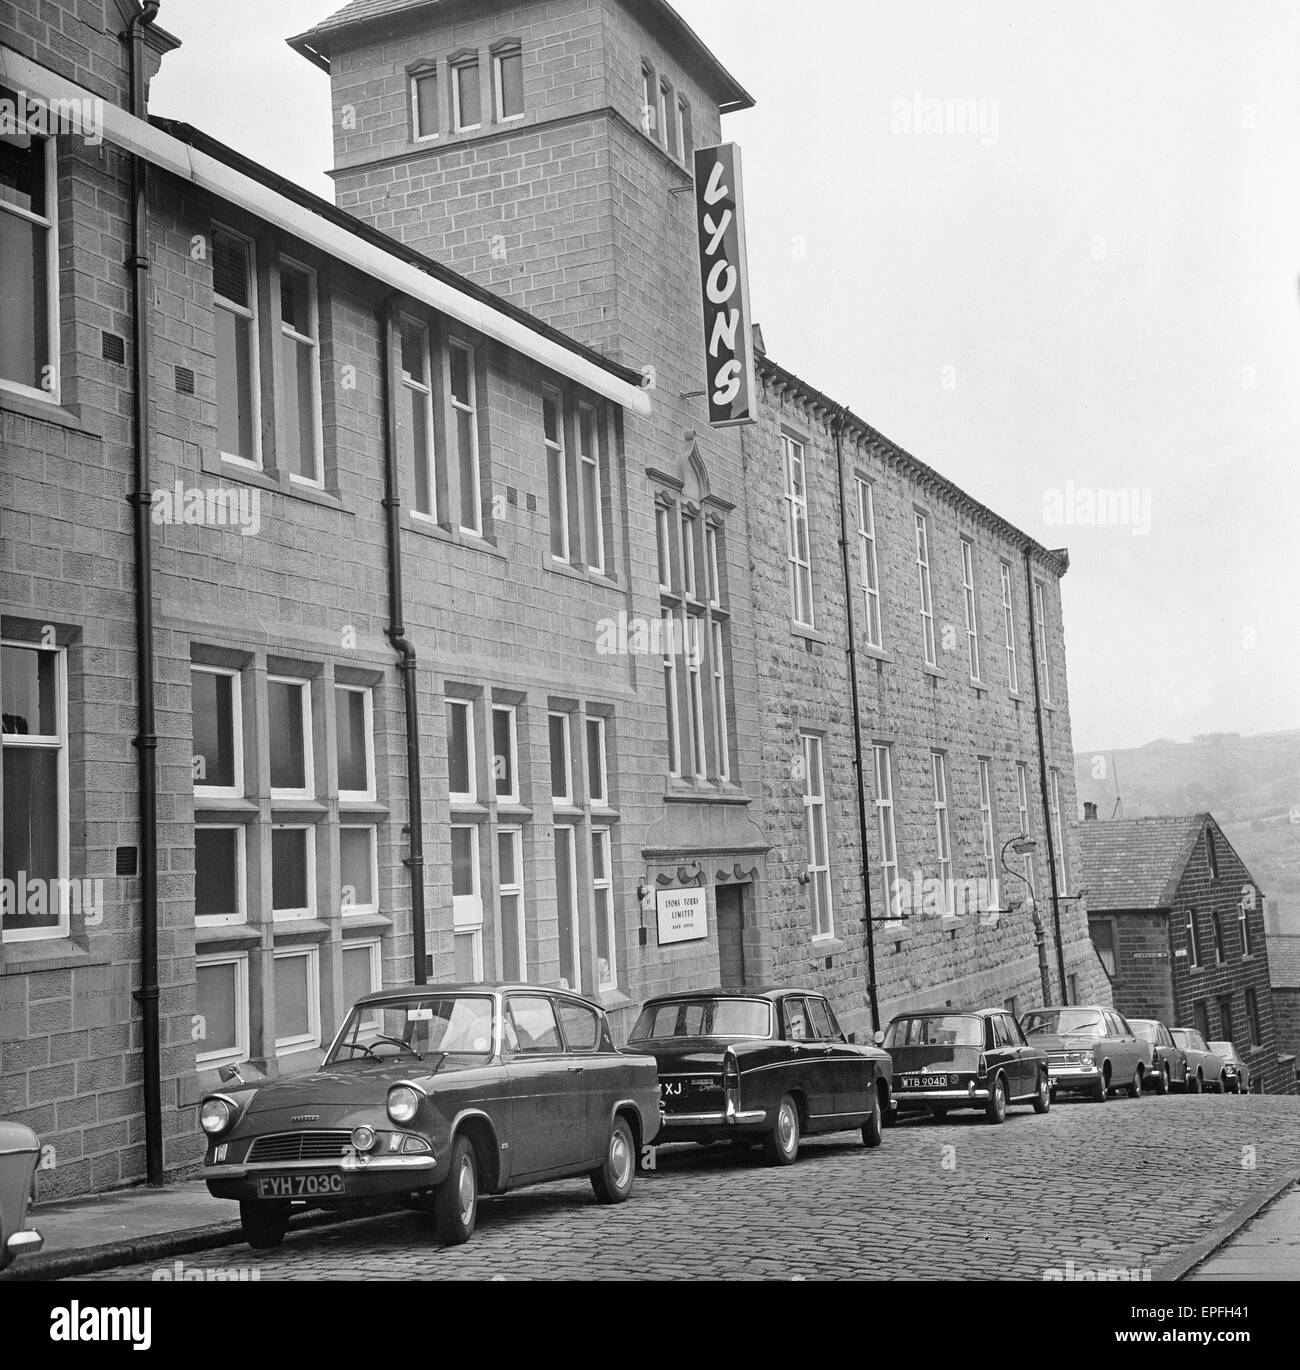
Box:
[1074,731,1300,933]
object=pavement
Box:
[0,1091,1295,1283]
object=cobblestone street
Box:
[85,1094,1300,1282]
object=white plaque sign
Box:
[655,888,708,946]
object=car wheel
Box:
[862,1088,883,1148]
[881,1103,898,1128]
[1091,1068,1109,1103]
[1033,1070,1051,1114]
[239,1200,290,1251]
[591,1116,636,1204]
[1189,1070,1202,1095]
[432,1133,478,1245]
[1127,1066,1142,1099]
[762,1094,800,1165]
[1155,1066,1170,1096]
[985,1074,1008,1125]
[1214,1074,1226,1095]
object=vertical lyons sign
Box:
[693,143,756,427]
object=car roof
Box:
[641,986,821,1004]
[353,983,603,1010]
[887,1006,998,1019]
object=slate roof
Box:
[287,0,755,110]
[1071,814,1209,912]
[1267,935,1300,989]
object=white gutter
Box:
[1,47,651,416]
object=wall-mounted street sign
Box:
[693,142,756,427]
[656,887,708,946]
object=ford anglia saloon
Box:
[198,984,661,1249]
[626,987,891,1164]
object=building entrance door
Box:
[716,884,746,987]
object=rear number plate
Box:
[255,1173,344,1199]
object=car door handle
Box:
[820,1046,834,1055]
[567,1065,584,1073]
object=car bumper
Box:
[203,1153,441,1202]
[1048,1066,1101,1090]
[4,1227,43,1263]
[893,1086,991,1109]
[655,1107,768,1142]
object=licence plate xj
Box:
[256,1173,345,1198]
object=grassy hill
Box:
[1074,731,1300,934]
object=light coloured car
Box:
[1208,1041,1250,1093]
[1129,1019,1188,1094]
[1169,1029,1226,1093]
[1020,1006,1153,1102]
[0,1122,43,1271]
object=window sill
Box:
[0,939,110,974]
[405,515,506,559]
[1008,690,1028,703]
[860,643,891,664]
[0,391,104,438]
[209,459,350,516]
[270,800,330,821]
[342,912,393,933]
[194,797,260,821]
[589,807,621,824]
[543,555,616,586]
[194,924,260,950]
[450,801,491,819]
[811,936,848,958]
[791,622,826,645]
[272,919,333,943]
[494,802,533,819]
[921,663,945,680]
[663,780,752,806]
[598,987,635,1015]
[339,800,389,819]
[969,678,989,693]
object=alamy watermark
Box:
[1043,1258,1151,1282]
[152,1258,261,1282]
[1,872,103,925]
[1043,482,1151,536]
[0,91,104,146]
[881,869,1002,928]
[151,481,261,536]
[890,91,1000,146]
[596,612,699,661]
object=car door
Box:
[1009,1014,1042,1096]
[806,995,868,1124]
[556,997,607,1166]
[986,1014,1019,1098]
[1102,1011,1131,1076]
[997,1013,1031,1098]
[779,995,833,1128]
[503,993,586,1178]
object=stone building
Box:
[1074,814,1286,1092]
[2,0,1096,1198]
[1265,934,1300,1090]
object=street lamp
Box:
[1001,834,1053,1006]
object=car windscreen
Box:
[883,1015,983,1048]
[630,998,772,1041]
[1021,1009,1104,1039]
[1208,1042,1235,1059]
[1131,1022,1158,1042]
[326,994,496,1064]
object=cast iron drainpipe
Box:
[124,0,163,1187]
[378,299,427,985]
[1024,546,1068,1002]
[832,406,880,1032]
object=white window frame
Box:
[410,67,439,142]
[874,745,899,922]
[194,823,247,928]
[856,478,882,649]
[662,608,681,778]
[1016,761,1035,898]
[544,389,569,562]
[978,758,999,910]
[960,538,982,681]
[641,64,657,138]
[212,223,262,469]
[195,951,249,1068]
[451,822,483,928]
[548,710,573,805]
[279,255,324,488]
[592,826,617,990]
[0,132,59,404]
[705,523,722,608]
[656,504,674,591]
[493,44,525,122]
[586,715,609,807]
[400,316,437,521]
[657,77,670,149]
[1000,561,1020,693]
[267,675,314,801]
[452,56,482,132]
[271,823,317,922]
[554,823,581,992]
[711,619,730,784]
[446,698,476,804]
[783,435,814,627]
[491,703,519,805]
[1239,900,1252,956]
[681,512,698,599]
[675,96,690,161]
[577,401,605,574]
[339,823,379,916]
[193,664,244,800]
[1049,768,1067,890]
[931,752,953,915]
[342,939,383,1032]
[336,684,375,804]
[1034,579,1052,704]
[1,640,69,942]
[1186,908,1201,970]
[496,825,527,980]
[915,511,936,667]
[453,927,485,983]
[802,733,834,940]
[448,337,481,535]
[684,614,707,780]
[273,945,321,1055]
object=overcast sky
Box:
[149,0,1300,754]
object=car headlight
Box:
[1078,1052,1092,1066]
[387,1085,422,1124]
[351,1125,377,1152]
[200,1097,234,1136]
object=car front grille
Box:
[248,1131,354,1163]
[1047,1052,1077,1067]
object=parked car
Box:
[0,1122,43,1271]
[1129,1018,1188,1094]
[626,987,891,1164]
[198,984,661,1249]
[1169,1029,1226,1093]
[1208,1041,1250,1094]
[878,1007,1051,1124]
[1020,1005,1153,1101]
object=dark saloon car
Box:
[1208,1041,1250,1094]
[0,1122,43,1271]
[879,1007,1050,1124]
[1129,1019,1188,1094]
[1169,1029,1225,1094]
[199,984,661,1249]
[627,988,891,1164]
[1020,1006,1153,1101]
